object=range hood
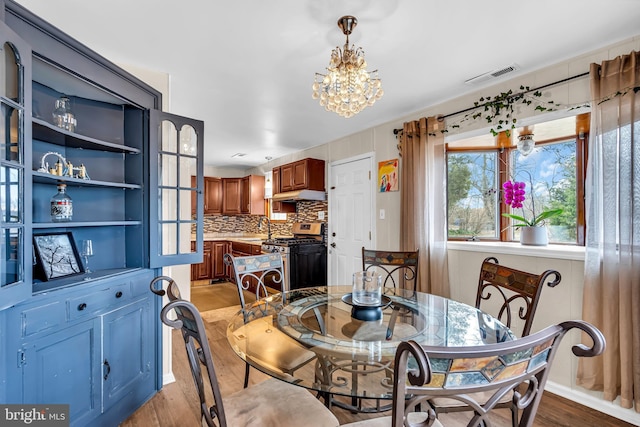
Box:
[271,189,326,202]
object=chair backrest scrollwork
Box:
[476,256,561,337]
[362,247,419,292]
[391,320,605,427]
[224,252,284,321]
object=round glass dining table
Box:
[226,286,515,410]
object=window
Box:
[446,113,588,245]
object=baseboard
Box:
[163,372,176,386]
[545,380,640,425]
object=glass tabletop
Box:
[226,286,515,401]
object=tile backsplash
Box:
[201,201,328,236]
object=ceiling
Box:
[13,0,640,169]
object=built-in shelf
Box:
[33,221,143,228]
[32,171,141,189]
[32,118,140,154]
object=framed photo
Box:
[33,232,83,281]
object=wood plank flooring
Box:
[121,284,633,427]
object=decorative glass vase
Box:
[52,95,77,132]
[520,226,548,246]
[50,183,73,222]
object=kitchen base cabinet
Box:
[4,270,155,427]
[191,241,213,281]
[212,241,229,281]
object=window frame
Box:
[446,116,588,246]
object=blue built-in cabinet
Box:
[0,1,204,425]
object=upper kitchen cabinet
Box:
[205,177,222,214]
[241,174,264,215]
[276,158,325,193]
[222,175,264,215]
[192,176,222,215]
[222,178,242,215]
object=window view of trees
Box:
[510,140,577,243]
[446,114,584,245]
[447,152,497,239]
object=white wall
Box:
[249,36,640,424]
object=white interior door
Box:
[328,154,375,286]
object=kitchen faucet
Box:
[258,215,272,241]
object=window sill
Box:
[446,241,585,261]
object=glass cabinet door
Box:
[149,110,204,268]
[0,22,31,310]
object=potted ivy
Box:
[502,180,562,246]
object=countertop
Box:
[191,233,292,243]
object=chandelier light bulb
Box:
[312,16,383,118]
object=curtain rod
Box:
[392,71,590,135]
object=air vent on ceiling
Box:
[464,63,520,85]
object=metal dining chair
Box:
[430,256,562,425]
[342,320,605,427]
[224,252,316,388]
[159,296,339,427]
[362,247,419,293]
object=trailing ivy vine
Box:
[446,86,561,137]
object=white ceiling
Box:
[13,0,640,168]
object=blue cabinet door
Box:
[21,318,101,427]
[149,110,204,268]
[0,16,32,311]
[101,296,154,414]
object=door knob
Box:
[330,242,336,248]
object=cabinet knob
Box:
[115,291,123,298]
[77,303,87,311]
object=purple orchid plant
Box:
[502,180,562,227]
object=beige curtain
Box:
[398,116,449,297]
[577,51,640,412]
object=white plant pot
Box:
[520,226,548,246]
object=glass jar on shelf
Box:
[52,95,77,132]
[50,183,73,222]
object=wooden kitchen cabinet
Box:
[271,167,295,213]
[223,175,265,215]
[275,158,325,193]
[190,240,228,282]
[191,241,213,281]
[222,178,242,215]
[241,175,265,215]
[205,177,223,214]
[211,241,229,280]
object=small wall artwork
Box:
[378,159,399,192]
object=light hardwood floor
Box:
[121,284,633,427]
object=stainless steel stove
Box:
[261,223,327,290]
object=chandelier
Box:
[312,16,383,118]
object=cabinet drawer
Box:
[22,301,66,337]
[67,283,131,321]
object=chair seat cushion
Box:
[232,315,316,372]
[223,378,339,426]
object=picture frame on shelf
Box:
[33,232,84,281]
